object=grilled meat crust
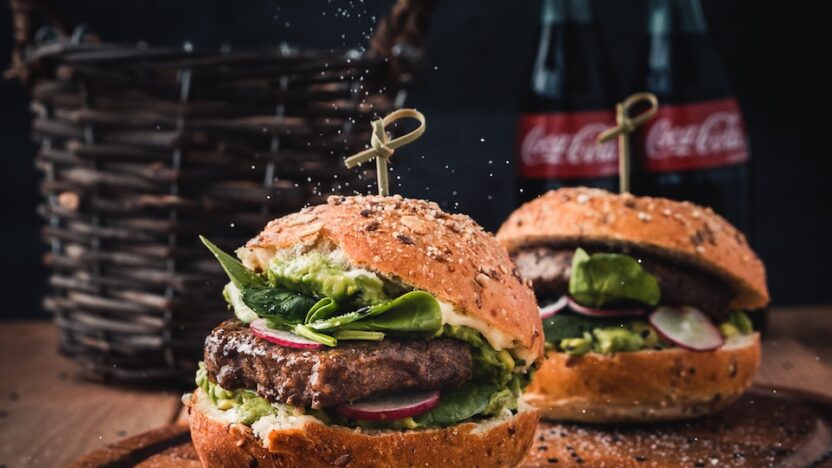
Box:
[204,320,473,409]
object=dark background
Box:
[1,0,829,319]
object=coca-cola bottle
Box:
[516,0,619,201]
[633,0,751,232]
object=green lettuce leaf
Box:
[241,287,317,323]
[568,248,661,308]
[200,235,266,289]
[542,313,672,355]
[414,382,499,427]
[320,291,442,338]
[332,330,385,341]
[305,297,340,323]
[307,309,369,331]
[201,236,442,346]
[292,324,337,347]
[542,313,618,343]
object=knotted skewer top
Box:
[344,108,427,196]
[597,92,659,194]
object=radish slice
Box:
[250,318,322,350]
[567,297,646,317]
[649,306,724,351]
[539,296,569,320]
[336,390,440,421]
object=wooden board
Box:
[3,308,832,467]
[69,386,832,468]
[0,322,183,468]
[522,387,832,467]
[68,424,200,468]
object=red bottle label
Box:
[517,111,618,179]
[640,98,749,172]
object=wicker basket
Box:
[7,0,435,382]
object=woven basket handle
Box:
[6,0,436,80]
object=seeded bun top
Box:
[496,188,769,310]
[242,194,544,364]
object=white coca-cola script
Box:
[521,123,616,168]
[645,111,745,161]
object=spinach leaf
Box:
[568,248,661,308]
[264,315,295,330]
[307,309,370,331]
[293,324,337,347]
[305,297,340,323]
[331,291,442,337]
[542,312,624,343]
[200,235,266,289]
[241,287,317,323]
[333,330,385,341]
[414,382,499,427]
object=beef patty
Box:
[204,320,472,409]
[513,246,734,320]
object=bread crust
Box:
[188,392,539,468]
[243,194,543,360]
[525,334,761,423]
[496,188,769,310]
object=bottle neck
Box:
[541,0,593,26]
[646,0,708,34]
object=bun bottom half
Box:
[187,391,539,468]
[525,334,761,423]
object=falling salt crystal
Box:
[480,138,485,142]
[230,223,235,227]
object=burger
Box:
[186,194,544,467]
[496,187,769,423]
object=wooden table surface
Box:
[1,306,831,468]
